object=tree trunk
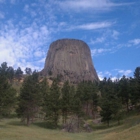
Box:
[27,115,30,126]
[62,111,64,124]
[65,110,67,124]
[126,101,129,112]
[118,119,120,125]
[77,115,80,132]
[86,102,89,115]
[107,120,109,127]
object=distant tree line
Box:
[0,62,140,128]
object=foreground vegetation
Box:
[1,112,140,140]
[0,61,140,139]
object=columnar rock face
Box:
[42,39,99,83]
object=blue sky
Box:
[0,0,140,80]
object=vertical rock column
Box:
[42,39,99,83]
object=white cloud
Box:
[57,0,131,12]
[97,71,104,80]
[99,70,118,81]
[89,29,119,45]
[37,58,46,63]
[51,21,113,32]
[112,30,119,39]
[105,71,111,76]
[34,51,44,57]
[0,48,16,66]
[97,71,117,81]
[90,37,105,44]
[0,21,51,71]
[110,76,118,81]
[0,12,4,18]
[118,70,132,76]
[112,69,132,77]
[23,4,29,12]
[91,48,111,56]
[75,22,112,30]
[97,69,132,81]
[59,22,67,26]
[129,38,140,46]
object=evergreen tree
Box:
[45,79,60,127]
[100,93,122,126]
[91,82,99,118]
[134,67,140,81]
[25,67,32,75]
[0,62,8,76]
[133,67,140,104]
[0,74,16,117]
[0,62,15,83]
[72,83,84,121]
[118,76,130,112]
[7,66,15,83]
[99,77,122,126]
[100,96,112,126]
[15,67,23,81]
[82,82,92,115]
[128,67,140,111]
[75,81,99,118]
[61,81,71,124]
[39,77,50,117]
[17,71,41,125]
[129,77,137,106]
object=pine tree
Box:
[7,66,15,83]
[100,93,122,126]
[99,77,122,126]
[25,67,32,75]
[61,81,71,124]
[15,67,23,81]
[0,62,8,76]
[130,67,140,110]
[118,76,130,112]
[0,74,16,117]
[45,79,60,127]
[39,77,50,118]
[72,83,83,119]
[134,67,140,82]
[91,82,99,118]
[17,71,41,125]
[0,62,15,83]
[134,67,140,103]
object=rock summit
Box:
[42,39,99,83]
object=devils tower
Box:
[42,39,99,83]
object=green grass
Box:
[102,115,140,140]
[0,118,104,140]
[1,114,140,140]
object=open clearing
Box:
[1,114,140,140]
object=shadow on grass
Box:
[6,118,62,129]
[8,120,26,126]
[92,121,123,131]
[33,121,61,130]
[0,124,6,128]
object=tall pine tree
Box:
[17,71,41,125]
[0,74,16,117]
[45,79,60,127]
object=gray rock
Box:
[42,39,99,83]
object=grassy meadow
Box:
[1,113,140,140]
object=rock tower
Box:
[42,39,99,83]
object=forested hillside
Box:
[0,62,140,132]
